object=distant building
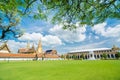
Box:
[43,50,60,60]
[0,39,61,61]
[36,40,43,54]
[67,45,120,60]
[0,53,36,61]
[0,42,11,53]
[18,42,36,54]
[18,39,43,54]
[45,50,57,55]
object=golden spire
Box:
[31,43,36,53]
[32,43,35,49]
[113,44,116,48]
[26,41,30,49]
[37,39,43,54]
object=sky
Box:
[5,16,120,54]
[0,1,119,54]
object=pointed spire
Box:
[113,44,116,48]
[32,43,35,49]
[31,43,36,53]
[26,41,30,49]
[37,38,43,54]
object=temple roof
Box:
[0,53,36,58]
[46,50,53,53]
[45,50,57,54]
[44,54,60,58]
[0,53,60,58]
[18,48,35,53]
[0,43,11,53]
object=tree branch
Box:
[23,0,37,15]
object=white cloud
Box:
[95,36,99,39]
[92,22,106,35]
[18,32,62,46]
[92,22,120,37]
[117,38,120,42]
[18,32,43,41]
[26,26,43,33]
[42,35,62,46]
[49,24,86,43]
[7,32,63,53]
[7,40,26,53]
[63,40,107,52]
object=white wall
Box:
[37,58,42,60]
[0,50,9,53]
[0,58,35,61]
[0,58,63,61]
[43,58,62,60]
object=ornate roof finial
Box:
[26,41,30,49]
[37,38,43,54]
[32,43,35,49]
[113,44,116,47]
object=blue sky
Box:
[6,16,120,54]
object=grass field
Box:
[0,60,120,80]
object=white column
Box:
[99,54,101,59]
[113,54,115,58]
[109,54,111,58]
[84,55,86,59]
[79,54,80,59]
[95,55,97,59]
[86,54,88,59]
[71,55,72,59]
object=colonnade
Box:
[68,53,116,59]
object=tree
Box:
[1,0,120,40]
[102,53,107,60]
[66,54,70,60]
[72,54,77,60]
[0,0,36,40]
[38,0,120,30]
[80,54,84,60]
[61,54,65,59]
[115,52,120,59]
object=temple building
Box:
[18,42,36,54]
[0,39,61,61]
[43,50,60,60]
[0,42,11,53]
[36,40,43,54]
[67,45,120,60]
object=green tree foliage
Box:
[80,54,84,59]
[0,0,36,40]
[102,53,107,60]
[115,52,120,59]
[72,54,78,60]
[39,0,120,30]
[0,0,120,39]
[66,54,70,60]
[61,54,65,59]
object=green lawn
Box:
[0,60,120,80]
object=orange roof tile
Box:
[18,48,35,53]
[37,53,43,58]
[44,54,60,58]
[0,53,60,58]
[0,53,36,58]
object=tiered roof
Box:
[0,43,11,53]
[18,42,35,54]
[18,48,35,53]
[44,54,60,58]
[0,41,60,59]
